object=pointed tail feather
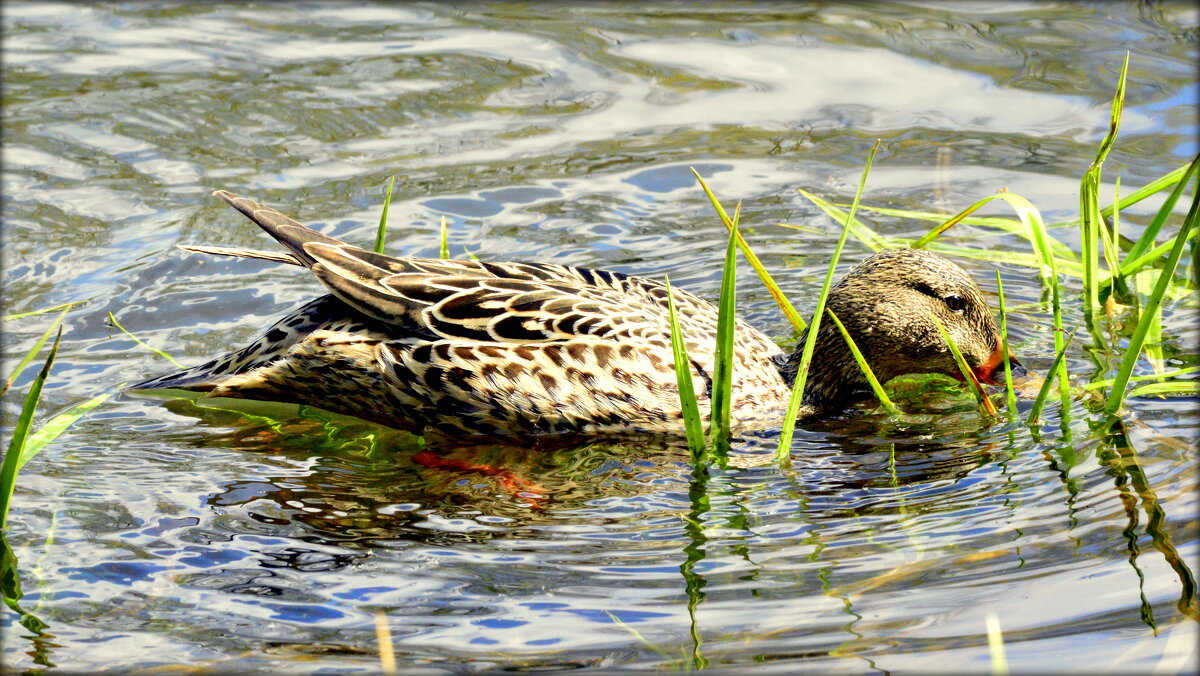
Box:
[213,190,347,268]
[178,244,303,266]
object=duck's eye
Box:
[944,295,967,312]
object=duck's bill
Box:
[970,348,1026,385]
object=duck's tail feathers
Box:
[178,244,303,266]
[213,190,347,268]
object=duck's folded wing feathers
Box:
[303,240,668,344]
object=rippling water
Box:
[3,2,1197,673]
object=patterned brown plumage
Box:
[132,191,1022,438]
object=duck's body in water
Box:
[132,191,1023,438]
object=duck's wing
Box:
[305,240,681,343]
[211,191,702,345]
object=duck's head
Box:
[782,248,1025,415]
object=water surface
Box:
[2,2,1197,673]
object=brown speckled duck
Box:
[132,191,1024,438]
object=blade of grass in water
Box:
[1096,160,1191,224]
[1100,177,1123,284]
[1026,329,1077,425]
[109,312,182,367]
[796,188,887,252]
[825,308,899,415]
[995,271,1018,419]
[1082,365,1199,391]
[770,221,824,235]
[848,160,1190,236]
[778,141,880,459]
[708,203,740,451]
[692,168,807,333]
[665,275,707,461]
[831,202,1024,229]
[1126,381,1200,398]
[1122,153,1200,268]
[927,313,998,417]
[2,300,86,322]
[2,307,69,397]
[439,215,450,259]
[20,388,120,470]
[1080,52,1128,310]
[1105,188,1199,413]
[1133,269,1165,373]
[912,191,1078,264]
[374,176,395,254]
[1120,225,1199,278]
[0,329,61,528]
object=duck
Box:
[131,190,1025,438]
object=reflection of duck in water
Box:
[133,191,1024,438]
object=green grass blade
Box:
[1,328,61,529]
[692,168,807,333]
[995,271,1018,419]
[1026,329,1077,425]
[439,215,450,259]
[2,300,86,322]
[927,313,998,417]
[778,141,880,459]
[825,308,898,415]
[1082,365,1199,391]
[911,192,1019,249]
[1133,269,1166,374]
[20,388,120,470]
[2,307,68,397]
[1080,52,1129,311]
[1105,188,1199,413]
[1120,225,1199,278]
[1122,153,1200,267]
[770,221,824,235]
[108,312,183,367]
[1097,161,1190,223]
[796,188,887,252]
[709,204,740,449]
[833,202,1024,229]
[1099,176,1123,282]
[665,276,707,462]
[374,175,395,253]
[1126,381,1200,398]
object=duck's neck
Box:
[776,322,871,417]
